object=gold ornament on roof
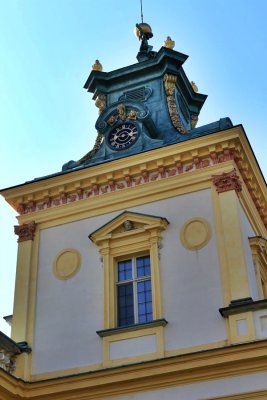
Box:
[191,81,198,93]
[164,74,187,134]
[92,60,103,71]
[95,93,106,114]
[164,36,175,50]
[134,22,153,39]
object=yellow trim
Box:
[1,340,267,399]
[249,237,267,298]
[3,126,266,381]
[228,311,256,344]
[2,126,266,234]
[11,240,33,343]
[215,189,251,301]
[102,326,164,367]
[180,217,211,250]
[53,248,81,280]
[26,174,213,228]
[91,211,168,329]
[211,185,231,306]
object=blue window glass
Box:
[118,259,132,281]
[137,280,152,323]
[117,283,134,326]
[136,255,151,277]
[117,255,152,327]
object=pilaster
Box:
[12,222,36,343]
[212,170,250,301]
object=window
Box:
[117,255,152,326]
[249,236,267,299]
[90,211,169,330]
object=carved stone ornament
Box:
[0,350,16,373]
[190,81,199,93]
[212,169,242,194]
[123,220,134,231]
[163,36,175,50]
[77,131,103,165]
[190,114,198,129]
[163,74,187,134]
[107,105,138,126]
[14,221,36,242]
[95,93,106,114]
[117,103,127,120]
[92,59,103,71]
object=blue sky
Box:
[0,0,266,335]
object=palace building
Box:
[1,22,267,400]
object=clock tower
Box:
[1,20,267,400]
[62,24,212,171]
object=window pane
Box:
[136,255,151,277]
[118,283,134,326]
[137,279,153,323]
[118,259,132,281]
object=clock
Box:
[108,123,139,150]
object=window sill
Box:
[219,297,267,317]
[96,318,168,337]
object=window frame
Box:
[90,211,169,330]
[249,236,267,299]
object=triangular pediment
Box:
[89,211,169,244]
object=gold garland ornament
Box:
[164,74,187,134]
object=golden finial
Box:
[92,60,103,72]
[163,36,175,50]
[191,81,199,93]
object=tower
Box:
[1,20,267,400]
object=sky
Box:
[0,0,266,336]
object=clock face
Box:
[108,123,139,150]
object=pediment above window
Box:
[89,211,169,246]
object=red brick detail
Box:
[212,169,242,194]
[14,222,36,242]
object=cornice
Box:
[1,126,266,232]
[1,340,267,399]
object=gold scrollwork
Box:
[127,109,137,120]
[77,131,104,165]
[107,106,137,125]
[95,93,106,114]
[163,74,187,134]
[117,103,127,120]
[190,114,198,129]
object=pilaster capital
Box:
[14,221,36,242]
[212,169,242,194]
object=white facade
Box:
[33,189,228,373]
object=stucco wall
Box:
[32,189,226,373]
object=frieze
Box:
[18,151,238,216]
[14,221,36,242]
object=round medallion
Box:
[108,123,139,150]
[180,218,211,250]
[53,249,81,280]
